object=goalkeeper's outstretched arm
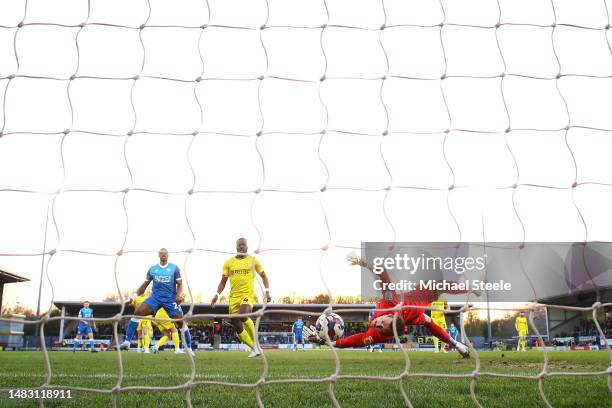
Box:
[304,326,388,349]
[346,253,394,299]
[334,327,389,348]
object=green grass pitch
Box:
[0,350,610,407]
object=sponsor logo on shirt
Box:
[230,269,252,276]
[154,275,172,283]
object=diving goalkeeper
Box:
[305,254,470,358]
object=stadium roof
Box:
[0,269,30,313]
[0,269,30,284]
[536,287,612,307]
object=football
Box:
[315,312,345,341]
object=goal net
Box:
[0,0,611,407]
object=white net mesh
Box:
[0,0,611,407]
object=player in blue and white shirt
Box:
[120,248,193,355]
[73,301,97,352]
[448,323,458,349]
[292,317,305,351]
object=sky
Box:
[0,0,611,315]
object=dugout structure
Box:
[0,269,29,350]
[543,289,612,339]
[0,268,29,313]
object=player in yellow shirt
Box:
[150,308,183,354]
[515,311,528,351]
[211,238,271,358]
[136,315,153,353]
[430,296,448,353]
[129,294,152,353]
[130,294,184,354]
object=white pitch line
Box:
[0,372,329,380]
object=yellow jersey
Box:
[430,297,446,320]
[515,316,528,333]
[223,255,264,299]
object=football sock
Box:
[89,339,94,350]
[125,319,138,342]
[137,338,142,349]
[433,336,439,350]
[144,334,151,349]
[72,339,78,350]
[238,328,254,349]
[172,332,180,349]
[157,335,169,348]
[244,318,256,346]
[182,327,192,349]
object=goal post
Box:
[0,0,611,407]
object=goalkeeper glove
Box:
[302,325,326,345]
